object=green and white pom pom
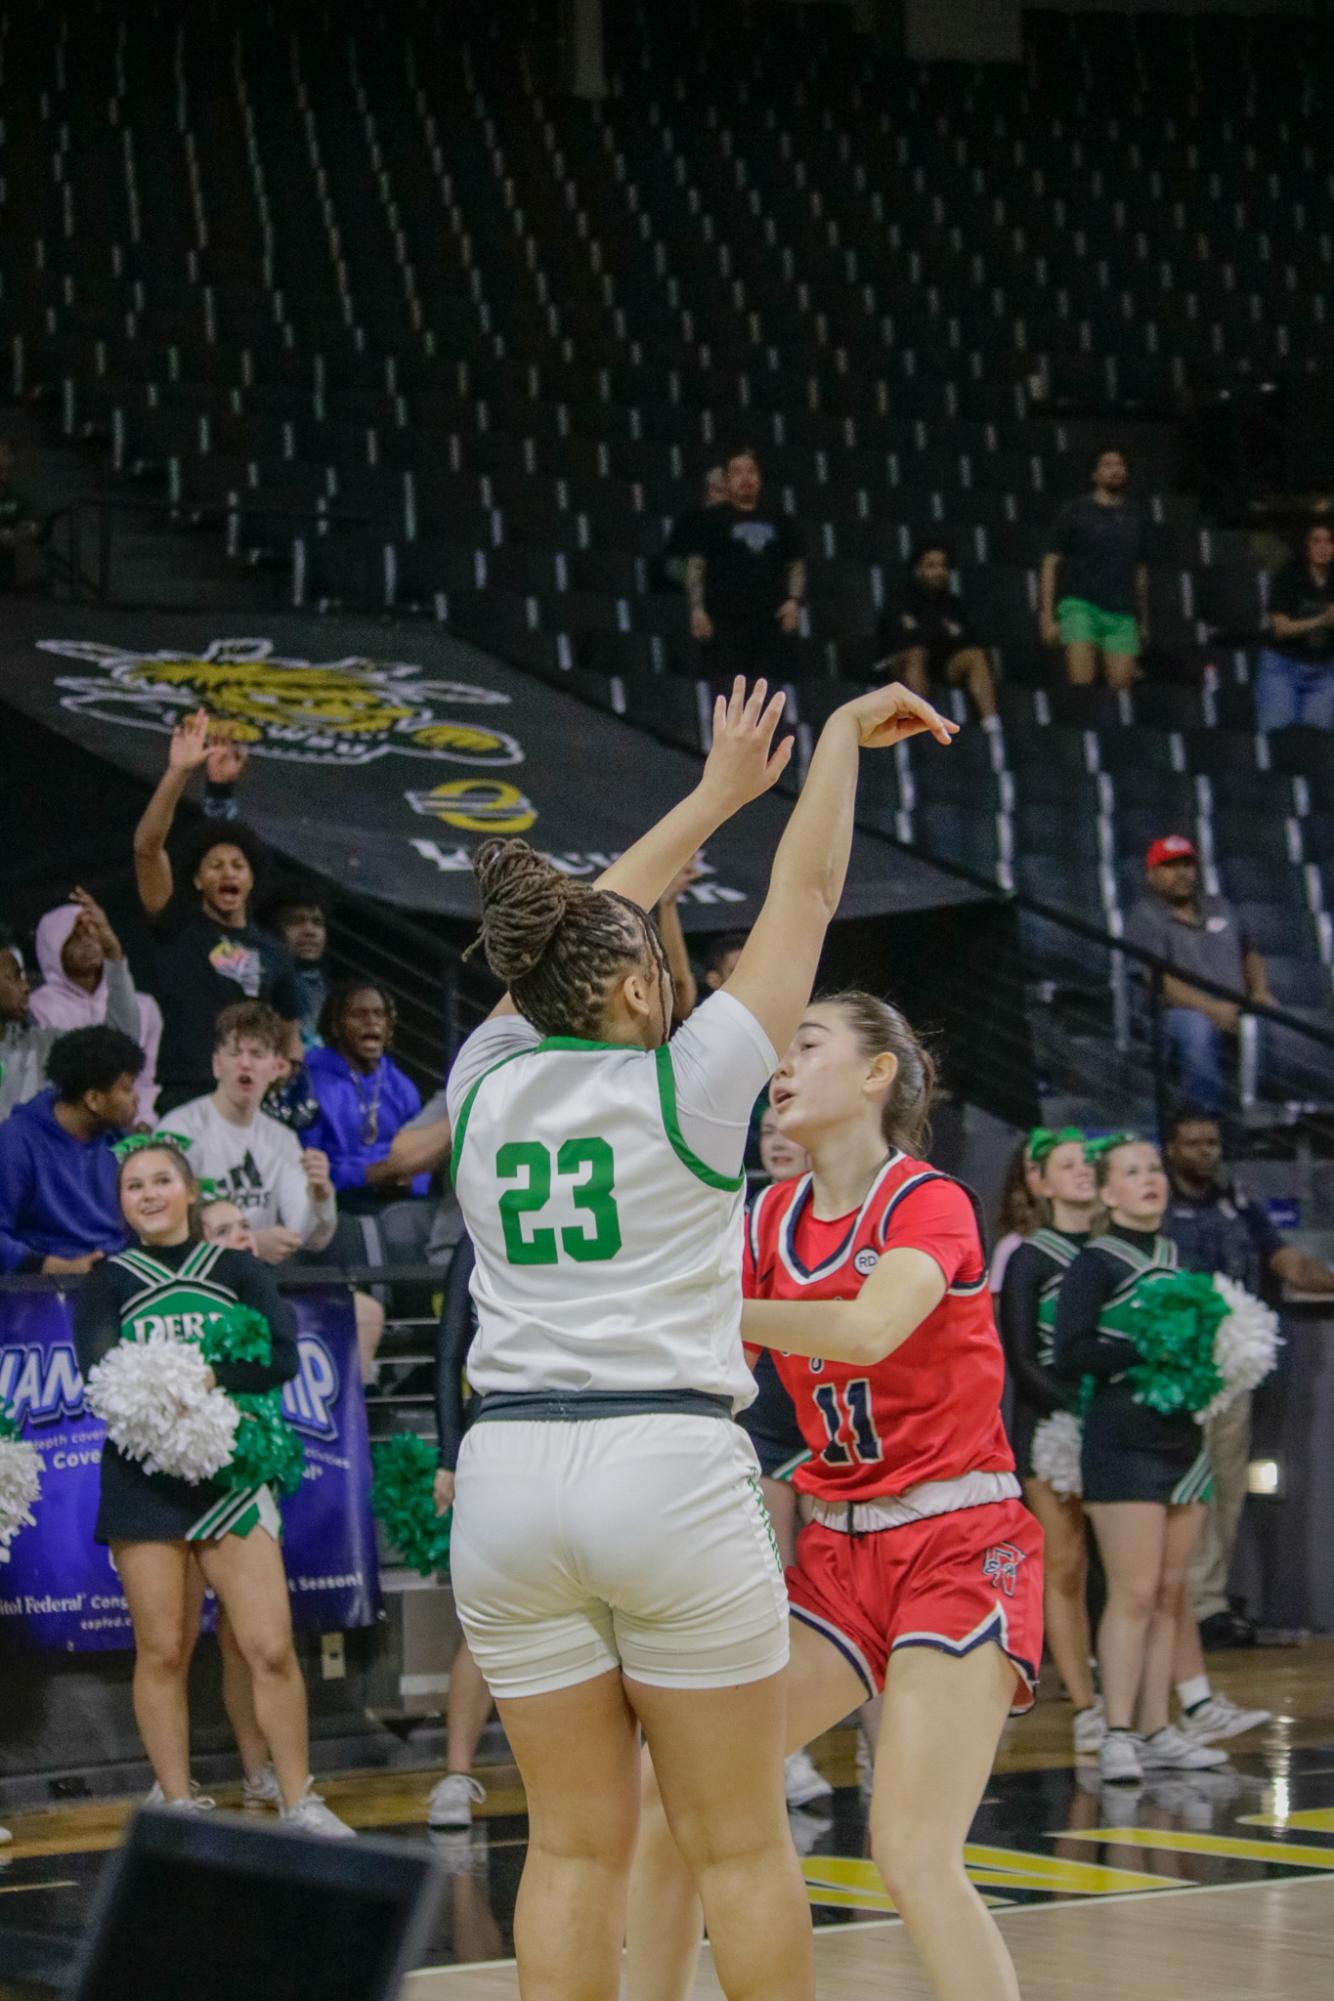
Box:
[87,1338,239,1484]
[0,1400,41,1562]
[1031,1411,1083,1497]
[1198,1275,1282,1421]
[1126,1270,1228,1419]
[371,1434,452,1577]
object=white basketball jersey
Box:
[450,1027,759,1409]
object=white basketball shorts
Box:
[450,1413,791,1699]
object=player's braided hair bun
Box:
[469,839,656,1038]
[470,839,584,984]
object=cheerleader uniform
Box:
[747,1155,1045,1711]
[1052,1227,1213,1507]
[73,1239,300,1545]
[998,1227,1090,1480]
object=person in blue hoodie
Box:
[0,1025,144,1273]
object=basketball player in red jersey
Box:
[626,993,1043,2001]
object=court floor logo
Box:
[37,636,525,768]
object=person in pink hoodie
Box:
[29,901,162,1125]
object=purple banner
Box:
[0,1285,380,1651]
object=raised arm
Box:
[133,709,214,917]
[724,683,955,1053]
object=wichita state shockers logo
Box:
[38,637,525,769]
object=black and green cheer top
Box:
[73,1239,300,1545]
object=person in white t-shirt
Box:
[445,675,957,2001]
[161,1001,337,1263]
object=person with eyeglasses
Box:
[303,981,429,1214]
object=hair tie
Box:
[112,1131,193,1163]
[1084,1130,1139,1160]
[1028,1125,1086,1164]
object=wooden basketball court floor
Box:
[2,1644,1332,1999]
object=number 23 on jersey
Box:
[496,1139,623,1265]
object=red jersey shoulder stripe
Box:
[774,1154,903,1287]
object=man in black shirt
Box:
[683,449,805,677]
[133,711,302,1111]
[1039,449,1148,692]
[875,539,998,724]
[1255,517,1334,732]
[1163,1110,1334,1649]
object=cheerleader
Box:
[446,677,954,2001]
[1052,1137,1228,1786]
[628,994,1043,2001]
[73,1138,352,1835]
[988,1137,1044,1296]
[998,1127,1101,1751]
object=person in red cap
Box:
[1124,836,1275,1113]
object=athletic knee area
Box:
[1046,1546,1088,1596]
[1107,1577,1158,1622]
[135,1630,191,1678]
[1155,1569,1191,1614]
[871,1821,964,1906]
[240,1632,299,1680]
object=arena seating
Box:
[3,0,1332,1099]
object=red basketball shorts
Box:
[786,1497,1044,1714]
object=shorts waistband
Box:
[470,1389,734,1426]
[808,1470,1021,1535]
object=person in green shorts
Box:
[1040,449,1149,692]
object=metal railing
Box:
[43,491,378,612]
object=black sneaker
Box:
[1199,1611,1256,1651]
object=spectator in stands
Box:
[1124,834,1276,1115]
[133,710,302,1111]
[259,882,331,1047]
[661,465,726,589]
[0,441,43,592]
[29,898,163,1125]
[0,896,141,1124]
[1040,449,1148,693]
[684,449,806,675]
[700,931,748,996]
[0,1026,142,1273]
[162,1002,338,1264]
[1163,1110,1334,1650]
[655,858,700,1023]
[1254,518,1334,732]
[876,538,999,727]
[197,1194,258,1255]
[305,981,428,1211]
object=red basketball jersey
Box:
[744,1154,1015,1500]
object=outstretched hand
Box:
[838,681,958,750]
[168,708,213,773]
[68,887,123,960]
[699,677,794,813]
[205,735,249,785]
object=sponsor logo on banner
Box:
[406,777,538,833]
[37,636,525,768]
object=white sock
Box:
[1176,1675,1211,1712]
[981,712,1002,733]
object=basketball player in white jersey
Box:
[445,676,956,2001]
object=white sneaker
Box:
[1073,1698,1107,1755]
[162,1794,217,1814]
[279,1782,355,1840]
[1139,1725,1230,1772]
[1180,1694,1272,1744]
[0,1827,10,1845]
[1098,1733,1144,1785]
[241,1764,284,1808]
[427,1772,486,1829]
[145,1781,215,1811]
[784,1749,834,1809]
